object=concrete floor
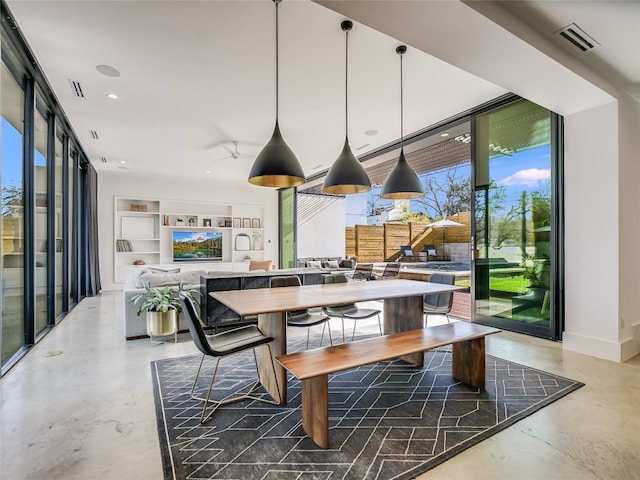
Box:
[1,290,639,480]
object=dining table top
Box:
[209,278,465,317]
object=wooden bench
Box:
[276,322,501,448]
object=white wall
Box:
[98,173,279,291]
[563,102,621,360]
[297,198,346,259]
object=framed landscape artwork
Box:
[233,218,241,228]
[242,218,251,228]
[252,218,260,228]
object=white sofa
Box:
[122,267,206,340]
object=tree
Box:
[2,184,23,217]
[414,167,472,219]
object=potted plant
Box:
[520,255,546,299]
[130,282,201,338]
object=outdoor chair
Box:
[269,276,332,349]
[424,245,438,260]
[346,263,375,281]
[399,245,417,262]
[423,273,456,326]
[373,262,401,280]
[322,273,382,342]
[179,294,281,424]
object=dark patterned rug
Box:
[151,334,583,480]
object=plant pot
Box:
[146,310,178,337]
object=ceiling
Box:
[4,0,638,188]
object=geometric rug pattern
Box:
[151,334,583,480]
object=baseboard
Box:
[562,331,639,362]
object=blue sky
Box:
[346,144,551,222]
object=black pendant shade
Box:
[322,20,371,195]
[248,121,305,187]
[323,137,371,194]
[248,0,305,188]
[380,45,424,199]
[380,148,425,199]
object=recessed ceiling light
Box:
[106,93,118,100]
[96,64,121,77]
[119,160,126,164]
[364,130,378,136]
[206,170,211,174]
[440,133,449,137]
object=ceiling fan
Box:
[211,141,254,163]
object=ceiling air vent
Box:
[68,79,85,98]
[89,130,99,140]
[555,23,600,52]
[100,157,107,163]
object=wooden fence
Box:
[346,211,471,263]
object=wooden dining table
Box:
[210,278,465,404]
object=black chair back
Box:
[270,276,306,316]
[400,245,414,256]
[424,273,455,309]
[381,262,400,277]
[180,294,214,357]
[322,273,348,284]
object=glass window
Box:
[54,128,63,319]
[279,188,296,268]
[473,99,555,337]
[34,95,49,335]
[1,62,25,365]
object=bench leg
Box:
[384,295,424,367]
[258,312,288,405]
[452,337,486,389]
[301,375,329,449]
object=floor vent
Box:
[68,79,85,98]
[555,23,599,52]
[89,130,99,140]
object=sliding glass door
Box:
[472,98,561,339]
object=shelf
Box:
[114,196,264,283]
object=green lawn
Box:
[457,276,530,294]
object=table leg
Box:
[383,295,424,367]
[258,311,288,405]
[452,337,486,389]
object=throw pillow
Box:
[133,268,150,288]
[140,272,178,288]
[149,267,181,274]
[306,260,322,269]
[249,260,273,271]
[323,260,339,269]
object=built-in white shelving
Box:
[113,197,264,282]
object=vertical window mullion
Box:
[22,74,35,345]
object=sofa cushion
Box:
[149,266,181,274]
[322,260,340,269]
[139,269,205,288]
[133,268,150,288]
[306,260,323,269]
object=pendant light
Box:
[381,46,425,199]
[248,0,305,188]
[322,20,371,195]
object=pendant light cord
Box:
[400,51,404,150]
[345,26,349,138]
[275,0,280,121]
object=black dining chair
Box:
[423,273,456,326]
[322,273,382,342]
[179,294,281,423]
[269,275,333,349]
